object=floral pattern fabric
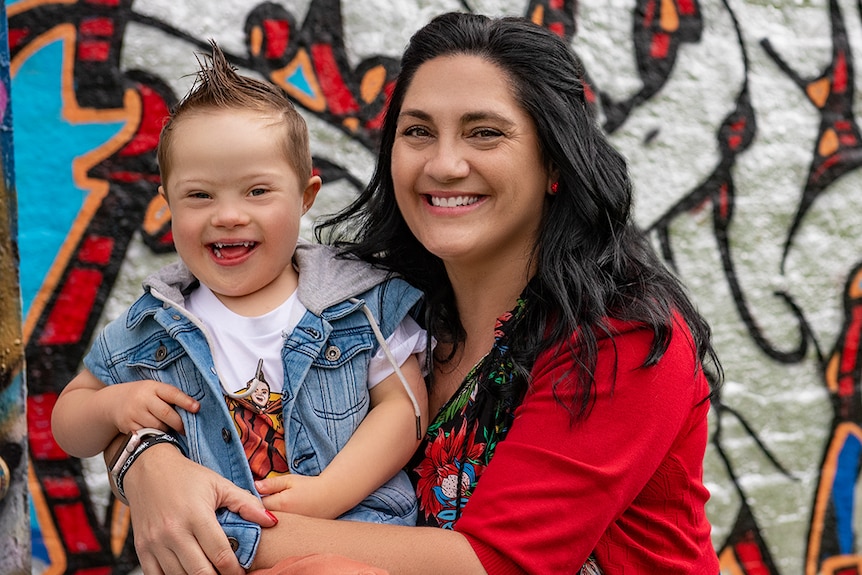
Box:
[408,298,602,574]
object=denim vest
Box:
[83,244,423,568]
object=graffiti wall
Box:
[0,0,29,572]
[7,0,862,573]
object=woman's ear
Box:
[547,166,560,195]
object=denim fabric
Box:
[84,253,422,568]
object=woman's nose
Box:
[424,140,470,182]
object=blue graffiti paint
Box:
[833,432,862,554]
[12,37,124,315]
[287,66,315,99]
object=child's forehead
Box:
[175,106,282,124]
[167,108,289,147]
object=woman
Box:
[118,12,720,574]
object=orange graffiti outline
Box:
[10,24,140,344]
[28,464,66,575]
[270,48,327,112]
[717,546,745,575]
[805,421,862,575]
[7,0,77,19]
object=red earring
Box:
[550,181,559,194]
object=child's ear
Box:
[301,175,322,215]
[158,185,168,202]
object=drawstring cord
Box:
[151,288,257,400]
[151,287,422,433]
[349,297,423,440]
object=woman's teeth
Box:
[429,195,480,208]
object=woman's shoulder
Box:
[536,312,700,376]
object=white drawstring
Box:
[350,298,423,439]
[151,288,257,400]
[152,288,422,435]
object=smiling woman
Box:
[392,54,550,275]
[99,13,721,575]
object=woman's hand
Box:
[121,443,277,575]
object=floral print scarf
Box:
[408,298,602,574]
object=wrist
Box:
[109,429,183,505]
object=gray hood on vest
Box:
[142,241,393,316]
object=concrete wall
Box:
[6,0,862,573]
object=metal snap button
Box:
[228,537,239,552]
[324,345,341,361]
[221,428,231,443]
[154,344,168,361]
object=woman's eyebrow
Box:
[461,111,515,129]
[398,108,432,121]
[398,109,517,131]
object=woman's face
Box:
[391,55,552,273]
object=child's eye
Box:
[190,191,211,199]
[249,188,268,197]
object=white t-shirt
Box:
[186,283,425,396]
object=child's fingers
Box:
[254,476,292,495]
[149,401,186,434]
[156,385,200,413]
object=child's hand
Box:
[103,380,199,435]
[255,474,340,519]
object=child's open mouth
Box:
[210,241,258,259]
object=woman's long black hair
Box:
[317,12,721,418]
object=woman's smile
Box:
[425,194,484,208]
[392,54,551,270]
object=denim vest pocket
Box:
[305,332,373,422]
[125,334,206,401]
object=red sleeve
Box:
[453,317,715,574]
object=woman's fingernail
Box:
[265,510,278,524]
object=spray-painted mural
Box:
[0,0,29,572]
[7,0,862,573]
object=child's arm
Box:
[255,354,428,519]
[52,369,200,459]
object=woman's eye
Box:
[403,125,431,138]
[472,128,503,138]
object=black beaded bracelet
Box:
[114,433,182,505]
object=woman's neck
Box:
[426,256,534,415]
[446,259,531,365]
[448,257,532,332]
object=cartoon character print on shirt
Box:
[225,358,290,480]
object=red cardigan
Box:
[454,317,718,574]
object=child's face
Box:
[161,108,320,314]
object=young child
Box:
[51,42,428,567]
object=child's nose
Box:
[211,200,251,227]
